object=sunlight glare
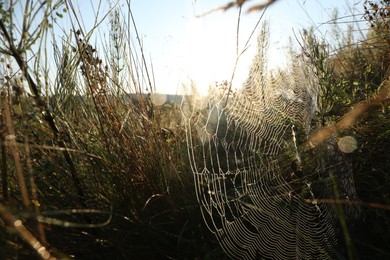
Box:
[180,10,289,96]
[183,15,241,96]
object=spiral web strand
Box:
[182,25,356,259]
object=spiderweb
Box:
[183,25,359,259]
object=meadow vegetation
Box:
[0,0,389,259]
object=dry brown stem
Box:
[304,76,390,149]
[0,203,55,260]
[2,93,31,211]
[196,0,278,17]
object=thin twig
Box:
[128,7,153,92]
[0,202,56,260]
[305,198,390,211]
[225,4,268,107]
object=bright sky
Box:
[62,0,363,95]
[126,0,362,95]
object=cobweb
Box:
[182,25,360,259]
